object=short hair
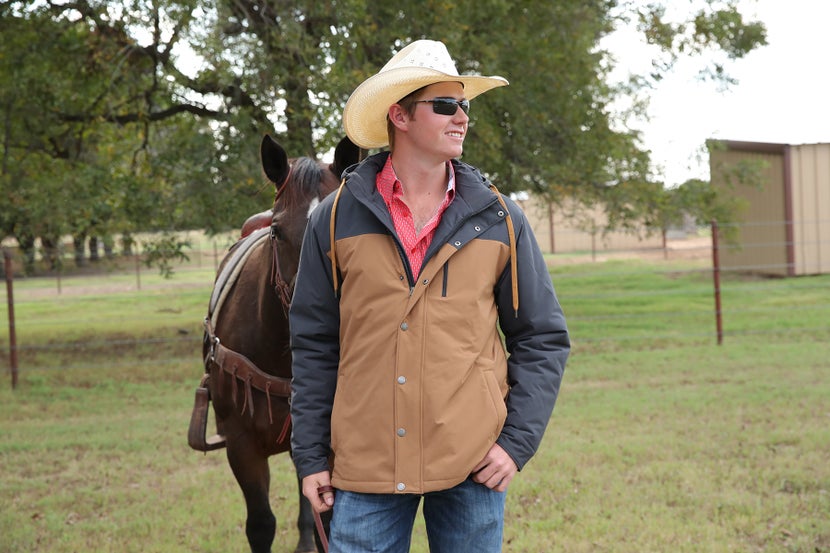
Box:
[386,86,426,151]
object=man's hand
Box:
[471,443,518,492]
[302,471,335,513]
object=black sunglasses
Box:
[414,97,470,116]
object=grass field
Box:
[1,255,828,552]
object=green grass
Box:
[0,256,828,552]
[552,259,830,351]
[509,342,830,552]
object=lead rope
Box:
[314,485,334,552]
[314,511,329,553]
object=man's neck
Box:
[390,153,448,199]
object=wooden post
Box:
[548,203,555,254]
[711,220,723,345]
[135,244,142,291]
[4,250,19,389]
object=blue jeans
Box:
[328,477,506,553]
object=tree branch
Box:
[59,103,224,125]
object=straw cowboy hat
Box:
[343,39,509,149]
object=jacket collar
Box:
[345,151,498,215]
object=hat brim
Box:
[343,67,508,150]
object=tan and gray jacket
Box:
[290,152,569,494]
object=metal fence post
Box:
[4,250,19,388]
[711,220,723,345]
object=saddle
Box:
[187,227,292,453]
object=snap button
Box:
[400,322,408,331]
[498,210,505,217]
[474,225,481,231]
[422,279,429,285]
[454,241,461,247]
[397,428,406,437]
[397,482,406,491]
[397,376,406,384]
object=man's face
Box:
[403,81,469,161]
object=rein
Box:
[271,164,331,552]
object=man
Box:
[289,39,569,552]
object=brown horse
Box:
[192,134,360,553]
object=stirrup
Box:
[187,375,227,452]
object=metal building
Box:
[709,140,830,276]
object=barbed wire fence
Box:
[2,220,829,388]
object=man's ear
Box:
[388,104,409,131]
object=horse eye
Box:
[271,224,285,241]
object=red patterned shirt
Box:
[376,156,456,277]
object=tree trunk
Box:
[16,232,36,275]
[73,233,87,267]
[89,236,100,262]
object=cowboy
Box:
[289,39,570,552]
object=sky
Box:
[607,0,830,187]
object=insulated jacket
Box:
[289,152,569,494]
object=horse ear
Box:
[260,134,290,186]
[330,136,362,179]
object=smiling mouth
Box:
[447,131,464,139]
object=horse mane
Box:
[274,157,323,212]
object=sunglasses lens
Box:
[431,98,469,116]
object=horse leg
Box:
[293,474,317,553]
[226,436,276,553]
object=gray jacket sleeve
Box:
[288,204,340,479]
[494,200,570,470]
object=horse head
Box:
[259,134,360,305]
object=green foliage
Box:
[633,1,769,83]
[140,232,191,278]
[1,0,768,259]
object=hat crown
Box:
[380,40,460,77]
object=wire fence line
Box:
[2,219,829,379]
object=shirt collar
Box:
[377,156,456,205]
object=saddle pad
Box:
[209,227,270,325]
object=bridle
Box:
[268,163,323,313]
[269,166,294,312]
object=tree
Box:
[0,1,271,271]
[186,0,766,229]
[1,0,768,272]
